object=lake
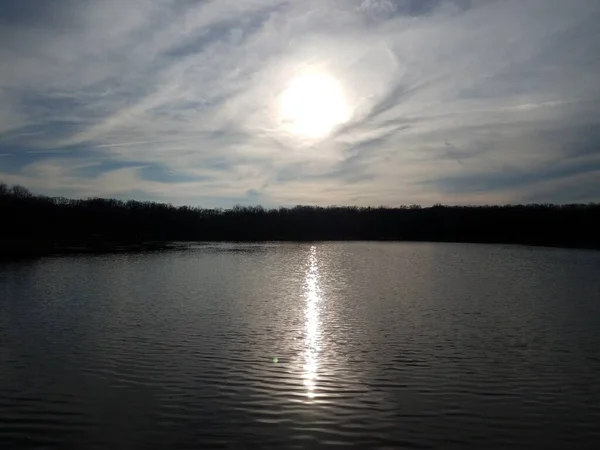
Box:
[1,242,600,449]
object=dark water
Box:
[1,242,600,449]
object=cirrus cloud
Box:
[1,0,599,206]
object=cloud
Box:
[0,0,599,205]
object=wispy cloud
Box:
[1,0,599,205]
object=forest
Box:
[1,181,599,257]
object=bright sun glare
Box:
[279,71,349,139]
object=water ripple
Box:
[1,243,600,448]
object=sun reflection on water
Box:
[303,246,322,399]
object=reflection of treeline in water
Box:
[1,182,599,256]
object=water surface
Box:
[1,242,600,449]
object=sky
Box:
[1,0,599,207]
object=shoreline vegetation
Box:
[1,182,599,259]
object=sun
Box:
[279,71,349,139]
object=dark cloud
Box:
[431,159,600,196]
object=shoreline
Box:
[2,239,598,260]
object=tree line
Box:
[1,181,599,256]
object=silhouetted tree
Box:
[1,180,599,257]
